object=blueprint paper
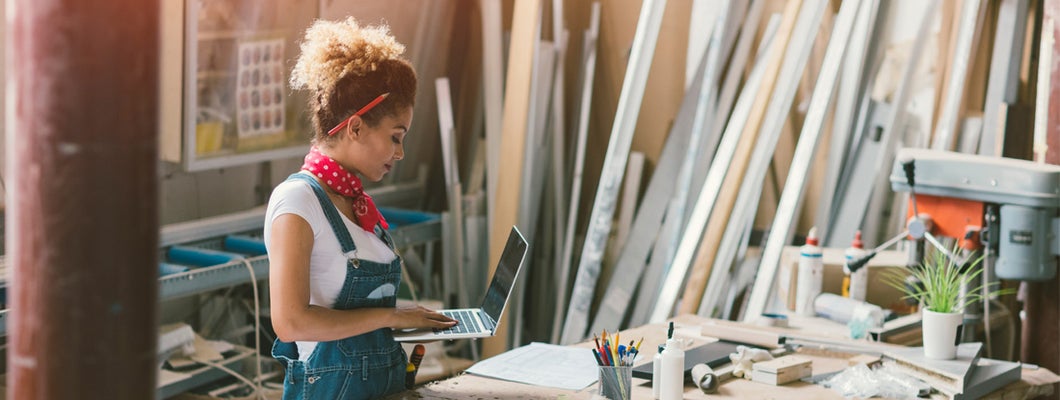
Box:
[465,342,599,390]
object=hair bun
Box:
[290,17,406,93]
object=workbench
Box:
[389,314,1059,399]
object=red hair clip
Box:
[327,92,390,136]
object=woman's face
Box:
[338,106,413,182]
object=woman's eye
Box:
[392,136,402,144]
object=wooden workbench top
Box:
[387,314,1059,399]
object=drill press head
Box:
[890,148,1060,281]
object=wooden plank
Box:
[480,0,504,246]
[629,0,693,171]
[513,40,554,346]
[547,1,569,338]
[686,0,722,89]
[487,0,540,357]
[981,0,1030,157]
[678,0,819,317]
[159,0,183,163]
[813,0,881,240]
[932,0,987,151]
[685,1,751,204]
[759,0,942,317]
[608,151,645,264]
[656,0,732,281]
[635,13,775,325]
[699,10,814,314]
[436,78,469,315]
[595,48,709,332]
[650,0,804,323]
[695,0,837,318]
[934,0,958,135]
[551,2,600,344]
[738,0,860,321]
[559,0,668,345]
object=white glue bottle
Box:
[660,322,684,400]
[796,227,823,316]
[653,344,664,399]
[843,231,868,301]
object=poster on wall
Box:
[236,38,286,138]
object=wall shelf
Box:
[0,205,440,338]
[157,345,256,399]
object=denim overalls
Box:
[272,173,408,400]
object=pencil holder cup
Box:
[598,366,633,400]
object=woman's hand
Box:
[389,305,457,331]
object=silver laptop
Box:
[394,226,528,341]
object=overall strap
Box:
[286,173,358,254]
[374,224,397,250]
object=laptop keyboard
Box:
[434,310,483,335]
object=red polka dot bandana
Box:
[301,146,388,232]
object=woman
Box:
[266,17,456,399]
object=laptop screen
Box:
[481,227,528,325]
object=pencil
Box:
[592,348,605,366]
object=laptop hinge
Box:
[481,310,496,332]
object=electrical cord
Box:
[238,258,265,400]
[989,298,1016,361]
[395,247,419,303]
[190,356,261,395]
[177,259,267,399]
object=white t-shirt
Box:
[264,172,396,361]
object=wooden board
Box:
[404,315,1059,399]
[560,0,668,345]
[487,0,541,357]
[159,0,183,163]
[677,0,805,316]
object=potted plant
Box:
[883,246,1014,360]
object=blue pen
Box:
[618,345,626,361]
[603,343,614,366]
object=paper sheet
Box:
[465,342,599,390]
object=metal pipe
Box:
[7,1,160,398]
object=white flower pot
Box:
[922,309,963,360]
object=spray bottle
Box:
[652,344,664,399]
[659,322,684,400]
[796,227,823,316]
[843,231,868,301]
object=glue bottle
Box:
[843,231,868,301]
[653,344,664,399]
[659,322,684,400]
[796,227,823,316]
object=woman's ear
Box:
[347,115,364,137]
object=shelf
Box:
[157,345,256,399]
[197,29,289,41]
[0,206,440,337]
[160,256,270,300]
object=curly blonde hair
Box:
[291,17,416,143]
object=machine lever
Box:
[923,231,959,263]
[845,229,910,273]
[901,158,920,217]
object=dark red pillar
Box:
[6,1,159,398]
[1028,3,1060,398]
